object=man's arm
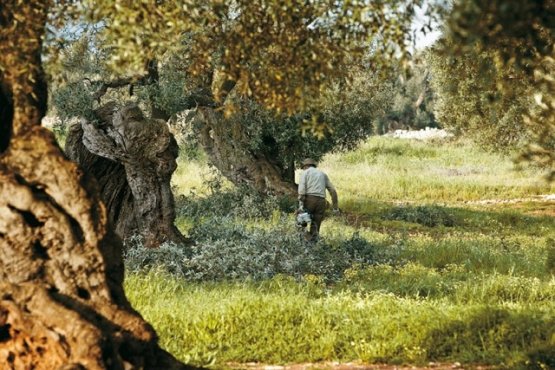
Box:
[298,171,307,203]
[325,175,338,209]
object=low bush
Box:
[124,236,192,277]
[124,218,378,282]
[176,184,295,220]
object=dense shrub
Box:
[124,218,378,282]
[385,204,456,227]
[124,236,192,277]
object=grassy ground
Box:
[125,137,555,369]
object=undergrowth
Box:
[126,271,555,369]
[125,217,378,282]
[385,204,456,227]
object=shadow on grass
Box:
[423,306,555,368]
[337,199,555,237]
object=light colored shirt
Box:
[298,167,338,207]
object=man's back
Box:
[299,167,335,199]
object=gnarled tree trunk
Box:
[65,103,188,248]
[172,70,298,198]
[0,1,193,368]
[187,106,298,197]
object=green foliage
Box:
[443,0,555,179]
[213,68,392,171]
[428,43,531,152]
[385,204,456,227]
[81,0,424,115]
[51,81,96,121]
[47,31,110,114]
[376,60,439,134]
[125,215,377,282]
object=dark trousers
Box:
[304,195,327,240]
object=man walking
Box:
[298,158,339,241]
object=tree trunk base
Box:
[0,128,194,369]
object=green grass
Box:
[126,137,555,369]
[323,137,553,206]
[126,271,555,368]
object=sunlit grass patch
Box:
[126,271,555,368]
[323,137,554,204]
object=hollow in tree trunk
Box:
[0,1,193,368]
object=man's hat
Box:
[301,158,317,167]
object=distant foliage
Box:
[428,42,532,152]
[385,204,456,227]
[376,60,439,134]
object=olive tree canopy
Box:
[440,0,555,179]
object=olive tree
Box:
[428,41,532,151]
[0,0,426,367]
[159,63,394,197]
[0,1,191,368]
[52,0,419,243]
[442,0,555,178]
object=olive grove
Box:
[1,0,553,368]
[0,0,426,367]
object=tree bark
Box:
[65,103,188,248]
[194,106,298,197]
[0,1,193,368]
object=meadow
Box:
[124,136,555,369]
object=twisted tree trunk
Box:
[184,106,298,197]
[66,103,188,248]
[0,1,193,368]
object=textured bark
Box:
[65,103,188,248]
[0,1,194,368]
[192,107,297,197]
[0,130,193,369]
[65,120,135,242]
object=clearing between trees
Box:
[123,136,555,370]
